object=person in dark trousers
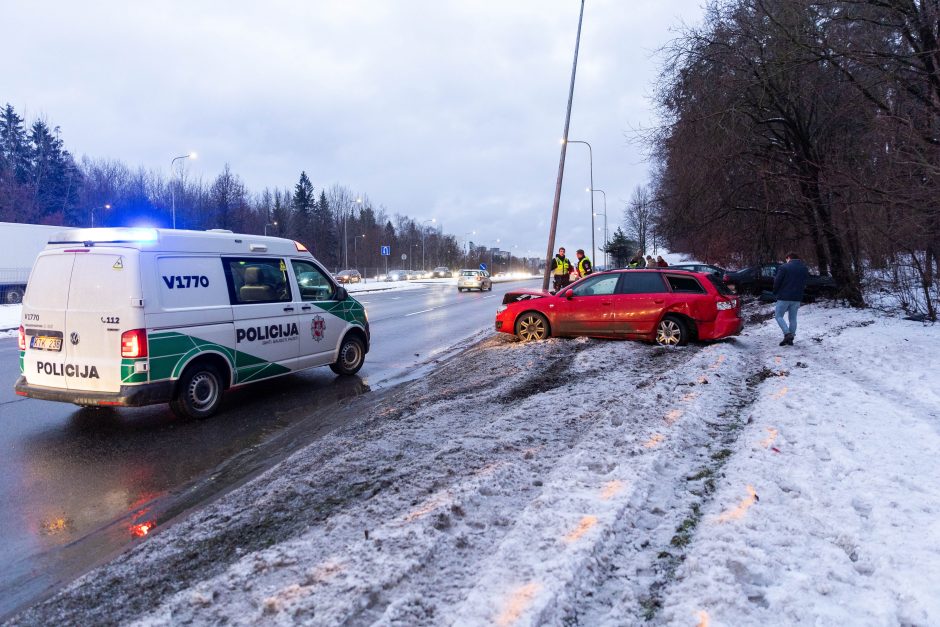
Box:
[773,252,810,346]
[551,247,574,292]
[575,249,593,278]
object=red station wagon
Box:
[495,269,743,346]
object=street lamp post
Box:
[566,139,595,265]
[346,198,363,269]
[421,218,436,271]
[264,221,278,236]
[90,203,111,228]
[591,188,608,268]
[542,0,586,291]
[170,152,197,229]
[353,234,365,270]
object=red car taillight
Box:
[18,325,26,351]
[121,329,148,358]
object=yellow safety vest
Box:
[553,256,571,275]
[578,257,591,275]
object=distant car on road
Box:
[670,263,727,276]
[457,269,492,292]
[495,269,742,346]
[385,269,408,282]
[432,266,453,278]
[334,269,362,284]
[723,263,837,298]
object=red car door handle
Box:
[654,299,665,304]
[602,301,612,306]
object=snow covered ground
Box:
[11,300,939,626]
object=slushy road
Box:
[0,279,538,618]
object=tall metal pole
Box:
[542,0,586,291]
[567,140,595,268]
[592,188,608,267]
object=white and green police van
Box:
[15,227,370,418]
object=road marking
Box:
[405,308,437,316]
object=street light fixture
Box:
[264,221,278,236]
[566,139,595,265]
[170,152,197,229]
[590,188,608,268]
[90,203,111,228]
[421,218,436,271]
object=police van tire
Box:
[331,335,365,376]
[170,363,224,419]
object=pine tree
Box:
[603,227,639,268]
[292,171,315,246]
[313,189,338,267]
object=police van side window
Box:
[222,258,292,304]
[291,260,335,302]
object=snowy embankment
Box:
[0,304,20,336]
[12,302,939,626]
[346,274,539,294]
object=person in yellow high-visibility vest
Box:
[551,247,574,292]
[575,249,593,278]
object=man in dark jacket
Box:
[551,247,574,292]
[575,249,593,278]
[773,252,810,346]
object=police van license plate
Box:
[30,336,63,351]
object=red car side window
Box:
[666,276,706,294]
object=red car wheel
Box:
[515,312,550,341]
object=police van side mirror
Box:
[336,286,348,301]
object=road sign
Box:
[380,245,390,256]
[401,253,407,261]
[480,263,487,271]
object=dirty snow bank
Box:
[11,303,939,626]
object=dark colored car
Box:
[432,266,453,278]
[495,269,742,346]
[723,263,837,298]
[385,269,408,282]
[334,269,362,284]
[670,263,727,276]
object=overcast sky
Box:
[3,0,704,259]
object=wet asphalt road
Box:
[0,279,538,618]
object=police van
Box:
[14,227,370,418]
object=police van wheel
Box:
[331,336,365,376]
[171,363,223,419]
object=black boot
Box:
[783,333,794,346]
